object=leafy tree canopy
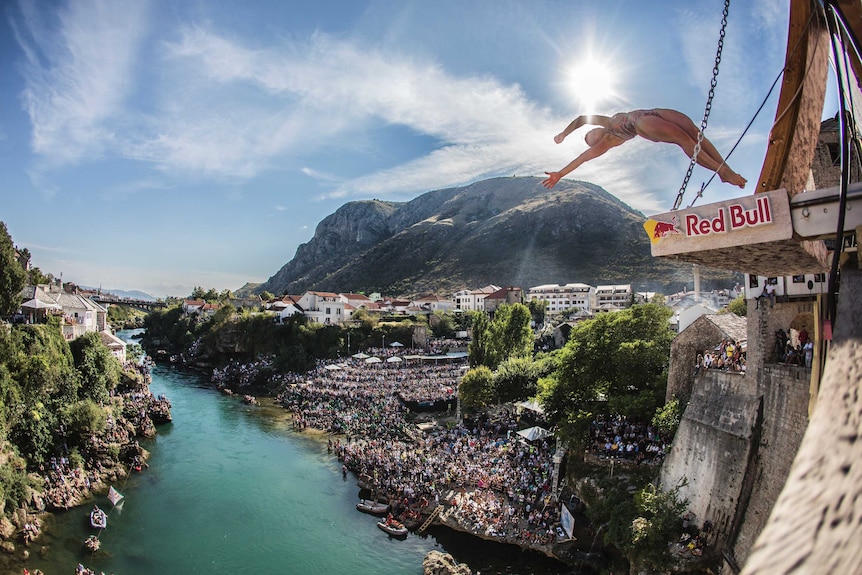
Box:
[0,222,27,317]
[726,294,747,316]
[540,304,673,441]
[70,331,121,404]
[459,366,494,409]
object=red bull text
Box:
[685,196,772,237]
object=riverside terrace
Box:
[269,354,565,556]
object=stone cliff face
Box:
[258,176,733,297]
[262,199,402,295]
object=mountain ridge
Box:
[257,177,732,297]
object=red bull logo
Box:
[644,196,774,244]
[643,217,681,244]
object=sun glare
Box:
[566,57,618,111]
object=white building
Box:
[744,273,829,301]
[297,291,346,325]
[593,284,633,313]
[411,294,457,312]
[527,283,595,315]
[23,284,109,341]
[452,285,501,312]
[99,330,127,363]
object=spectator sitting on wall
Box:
[755,280,776,310]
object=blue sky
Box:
[0,0,833,298]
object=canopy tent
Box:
[364,357,382,364]
[389,341,404,347]
[514,400,545,415]
[352,352,370,359]
[323,364,343,371]
[385,356,403,363]
[516,426,553,442]
[21,298,61,310]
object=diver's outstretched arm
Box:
[542,132,624,189]
[553,114,611,144]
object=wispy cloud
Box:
[13,0,151,166]
[12,3,764,215]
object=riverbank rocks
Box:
[423,551,472,575]
[0,517,14,540]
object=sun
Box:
[565,57,618,111]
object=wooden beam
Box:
[756,0,830,197]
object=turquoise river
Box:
[14,330,573,575]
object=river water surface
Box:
[18,330,571,575]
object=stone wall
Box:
[730,364,810,567]
[740,266,862,575]
[662,296,815,571]
[660,372,760,542]
[666,321,724,403]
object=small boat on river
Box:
[89,506,107,529]
[377,517,408,538]
[356,499,389,515]
[83,534,101,552]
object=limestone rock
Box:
[0,517,14,540]
[1,541,15,554]
[422,550,472,575]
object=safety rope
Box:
[672,0,730,211]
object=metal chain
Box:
[672,0,730,211]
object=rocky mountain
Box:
[258,177,733,297]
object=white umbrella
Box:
[352,352,370,359]
[389,341,404,347]
[385,356,403,363]
[324,364,343,371]
[364,357,382,364]
[516,426,553,442]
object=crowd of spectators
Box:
[773,327,813,367]
[695,338,746,375]
[262,353,565,553]
[588,415,670,463]
[275,357,461,439]
[211,355,276,388]
[336,411,561,552]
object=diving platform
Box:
[644,184,860,277]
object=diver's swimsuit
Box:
[606,109,662,140]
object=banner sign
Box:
[560,503,575,539]
[644,189,793,257]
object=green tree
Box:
[28,266,49,286]
[10,401,55,468]
[61,399,107,447]
[726,294,747,316]
[430,311,456,338]
[493,356,540,404]
[0,222,27,316]
[527,299,547,326]
[540,304,673,440]
[260,291,275,302]
[627,482,689,571]
[652,397,683,440]
[70,331,121,403]
[487,303,533,369]
[459,366,495,408]
[467,311,492,368]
